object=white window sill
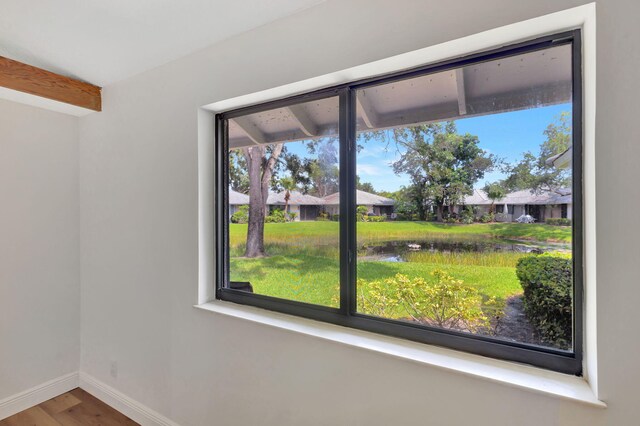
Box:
[195,300,605,408]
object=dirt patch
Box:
[493,295,540,345]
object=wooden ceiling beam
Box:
[0,56,101,111]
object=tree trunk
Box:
[244,146,266,258]
[436,204,444,222]
[415,197,426,221]
[284,190,291,221]
[243,144,284,258]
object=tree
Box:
[356,175,377,194]
[229,150,249,193]
[483,182,507,214]
[282,138,338,197]
[388,186,420,220]
[305,138,339,197]
[242,144,284,258]
[239,137,338,257]
[391,122,494,221]
[279,176,297,220]
[502,112,572,193]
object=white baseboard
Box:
[0,372,180,426]
[0,372,79,420]
[79,372,180,426]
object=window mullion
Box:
[339,88,357,316]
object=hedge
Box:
[515,255,572,349]
[545,218,571,226]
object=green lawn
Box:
[229,221,572,315]
[229,221,572,247]
[231,252,521,308]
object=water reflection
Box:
[358,238,562,262]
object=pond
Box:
[358,238,564,262]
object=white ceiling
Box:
[0,0,324,87]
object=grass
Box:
[230,251,522,308]
[231,253,340,307]
[229,221,572,247]
[357,261,521,300]
[229,221,572,315]
[404,250,527,268]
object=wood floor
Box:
[0,388,139,426]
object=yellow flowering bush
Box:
[358,270,490,332]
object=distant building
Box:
[461,188,572,222]
[230,189,396,221]
[266,190,326,221]
[229,189,250,217]
[323,190,395,217]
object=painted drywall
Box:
[78,0,640,424]
[0,100,80,400]
[0,0,324,86]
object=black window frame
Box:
[215,30,583,375]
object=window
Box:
[216,31,582,374]
[223,95,340,306]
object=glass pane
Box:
[227,96,340,307]
[355,44,574,350]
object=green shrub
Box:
[459,206,474,224]
[288,212,298,222]
[265,208,286,223]
[357,277,399,319]
[230,205,249,224]
[516,255,572,349]
[481,295,507,336]
[480,213,495,223]
[316,211,330,221]
[358,271,489,332]
[545,218,571,226]
[331,214,340,221]
[356,206,369,222]
[443,217,458,224]
[368,215,386,222]
[394,200,418,222]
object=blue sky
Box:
[284,103,571,193]
[357,103,572,192]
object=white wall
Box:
[78,0,640,424]
[0,100,80,400]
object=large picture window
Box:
[216,31,582,374]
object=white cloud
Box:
[358,144,388,158]
[357,163,385,176]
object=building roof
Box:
[227,44,572,149]
[464,189,490,205]
[323,190,395,206]
[229,189,250,205]
[267,190,326,206]
[464,188,572,206]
